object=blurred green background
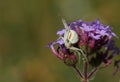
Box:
[0,0,120,82]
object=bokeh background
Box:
[0,0,120,82]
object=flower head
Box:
[48,19,120,70]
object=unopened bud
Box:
[64,54,78,66]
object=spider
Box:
[59,19,87,61]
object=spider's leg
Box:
[74,50,81,64]
[70,46,88,62]
[58,36,64,40]
[62,19,70,30]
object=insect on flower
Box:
[62,19,79,48]
[48,18,120,82]
[59,19,87,61]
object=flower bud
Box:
[64,54,78,66]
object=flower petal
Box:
[57,29,65,36]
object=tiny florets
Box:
[48,19,120,72]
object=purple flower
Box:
[48,39,78,66]
[57,29,65,36]
[47,18,120,82]
[48,18,119,70]
[48,42,63,60]
[90,33,101,40]
[80,23,94,32]
[56,39,64,45]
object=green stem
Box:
[82,61,89,82]
[84,61,88,80]
[88,67,98,79]
[82,79,89,82]
[72,65,84,79]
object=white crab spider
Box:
[60,19,87,61]
[62,19,79,48]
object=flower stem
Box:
[84,61,88,80]
[88,67,98,79]
[81,61,89,82]
[82,79,89,82]
[72,65,84,79]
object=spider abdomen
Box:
[67,30,79,44]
